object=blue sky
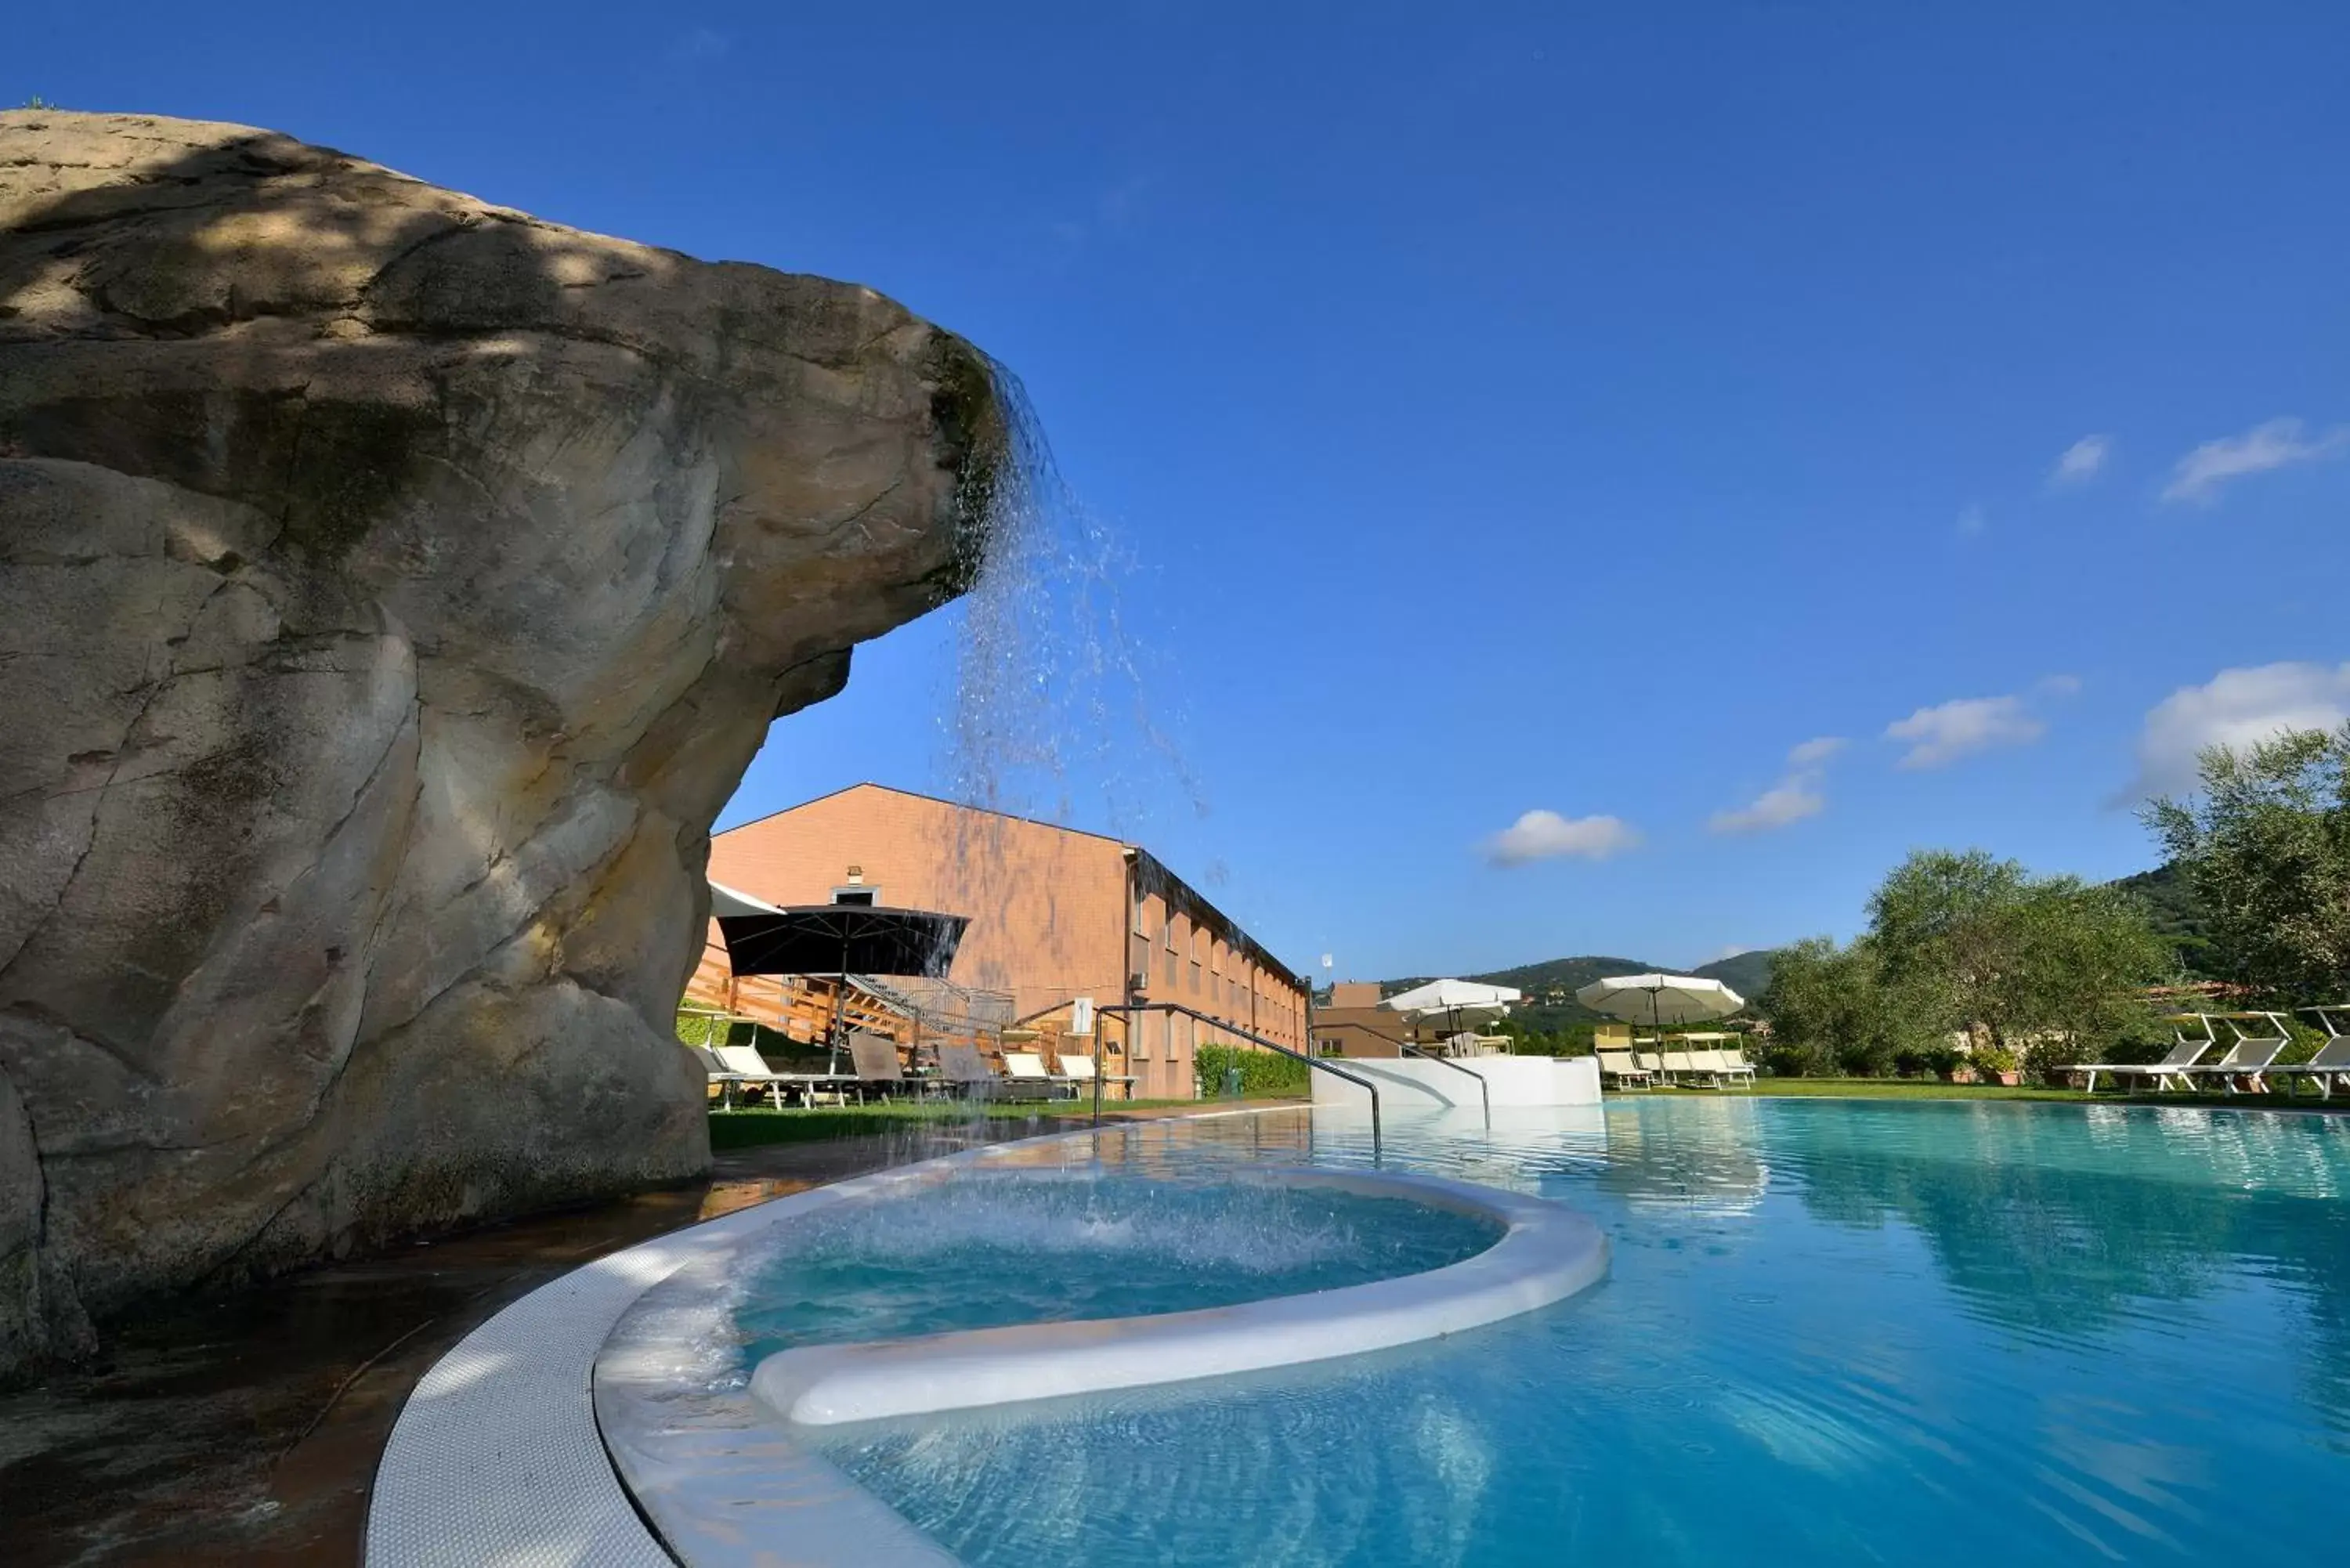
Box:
[28,2,2350,979]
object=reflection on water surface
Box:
[815,1100,2350,1567]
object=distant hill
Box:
[1466,955,1663,1000]
[2110,862,2219,978]
[1692,948,1777,999]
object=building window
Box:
[831,887,877,906]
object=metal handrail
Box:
[1311,1018,1490,1127]
[1097,1002,1380,1161]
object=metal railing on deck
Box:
[1097,1001,1382,1162]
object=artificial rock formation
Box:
[0,112,1006,1371]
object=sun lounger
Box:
[1000,1051,1067,1100]
[938,1043,1001,1099]
[690,1044,744,1106]
[1597,1050,1654,1089]
[1690,1048,1755,1088]
[2276,1007,2350,1099]
[2175,1013,2291,1095]
[846,1031,907,1100]
[1714,1047,1758,1086]
[1057,1053,1137,1099]
[1660,1050,1708,1086]
[710,1043,795,1105]
[714,1043,855,1107]
[2077,1024,2214,1093]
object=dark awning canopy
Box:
[716,905,968,979]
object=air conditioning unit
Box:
[1128,974,1148,995]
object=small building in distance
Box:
[694,783,1310,1099]
[1312,981,1405,1057]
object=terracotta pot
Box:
[1988,1070,2021,1086]
[1940,1068,1977,1084]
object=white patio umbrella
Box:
[709,880,785,918]
[1575,974,1744,1053]
[1384,978,1523,1054]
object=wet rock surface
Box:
[0,110,1005,1371]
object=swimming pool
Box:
[806,1100,2350,1567]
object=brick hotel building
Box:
[693,783,1310,1099]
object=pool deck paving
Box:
[0,1103,1286,1568]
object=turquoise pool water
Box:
[812,1100,2350,1567]
[730,1170,1501,1369]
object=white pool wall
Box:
[1311,1053,1600,1108]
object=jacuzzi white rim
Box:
[363,1110,1607,1568]
[599,1150,1606,1566]
[362,1111,1288,1568]
[747,1165,1607,1426]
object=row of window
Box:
[1133,894,1300,1018]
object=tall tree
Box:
[2145,725,2350,1000]
[1758,936,1896,1075]
[1865,849,2168,1070]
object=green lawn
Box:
[1736,1078,2088,1102]
[1668,1077,2349,1109]
[706,1097,1292,1150]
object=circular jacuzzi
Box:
[364,1122,1607,1567]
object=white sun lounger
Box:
[2175,1013,2292,1095]
[1694,1048,1755,1088]
[708,1043,794,1105]
[713,1043,853,1107]
[2277,1007,2350,1099]
[2078,1024,2214,1093]
[1056,1053,1137,1098]
[1001,1051,1068,1100]
[1597,1050,1655,1089]
[690,1044,744,1106]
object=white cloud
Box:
[1709,736,1846,834]
[2037,673,2084,699]
[1708,778,1825,834]
[1885,694,2046,770]
[2160,417,2350,505]
[2049,434,2111,487]
[2125,661,2350,798]
[1484,810,1641,867]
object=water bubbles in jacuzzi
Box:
[714,1172,1500,1382]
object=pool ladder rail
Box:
[1094,1000,1386,1160]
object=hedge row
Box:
[1193,1042,1311,1098]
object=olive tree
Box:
[2144,725,2350,1002]
[1757,936,1898,1075]
[1867,850,2169,1073]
